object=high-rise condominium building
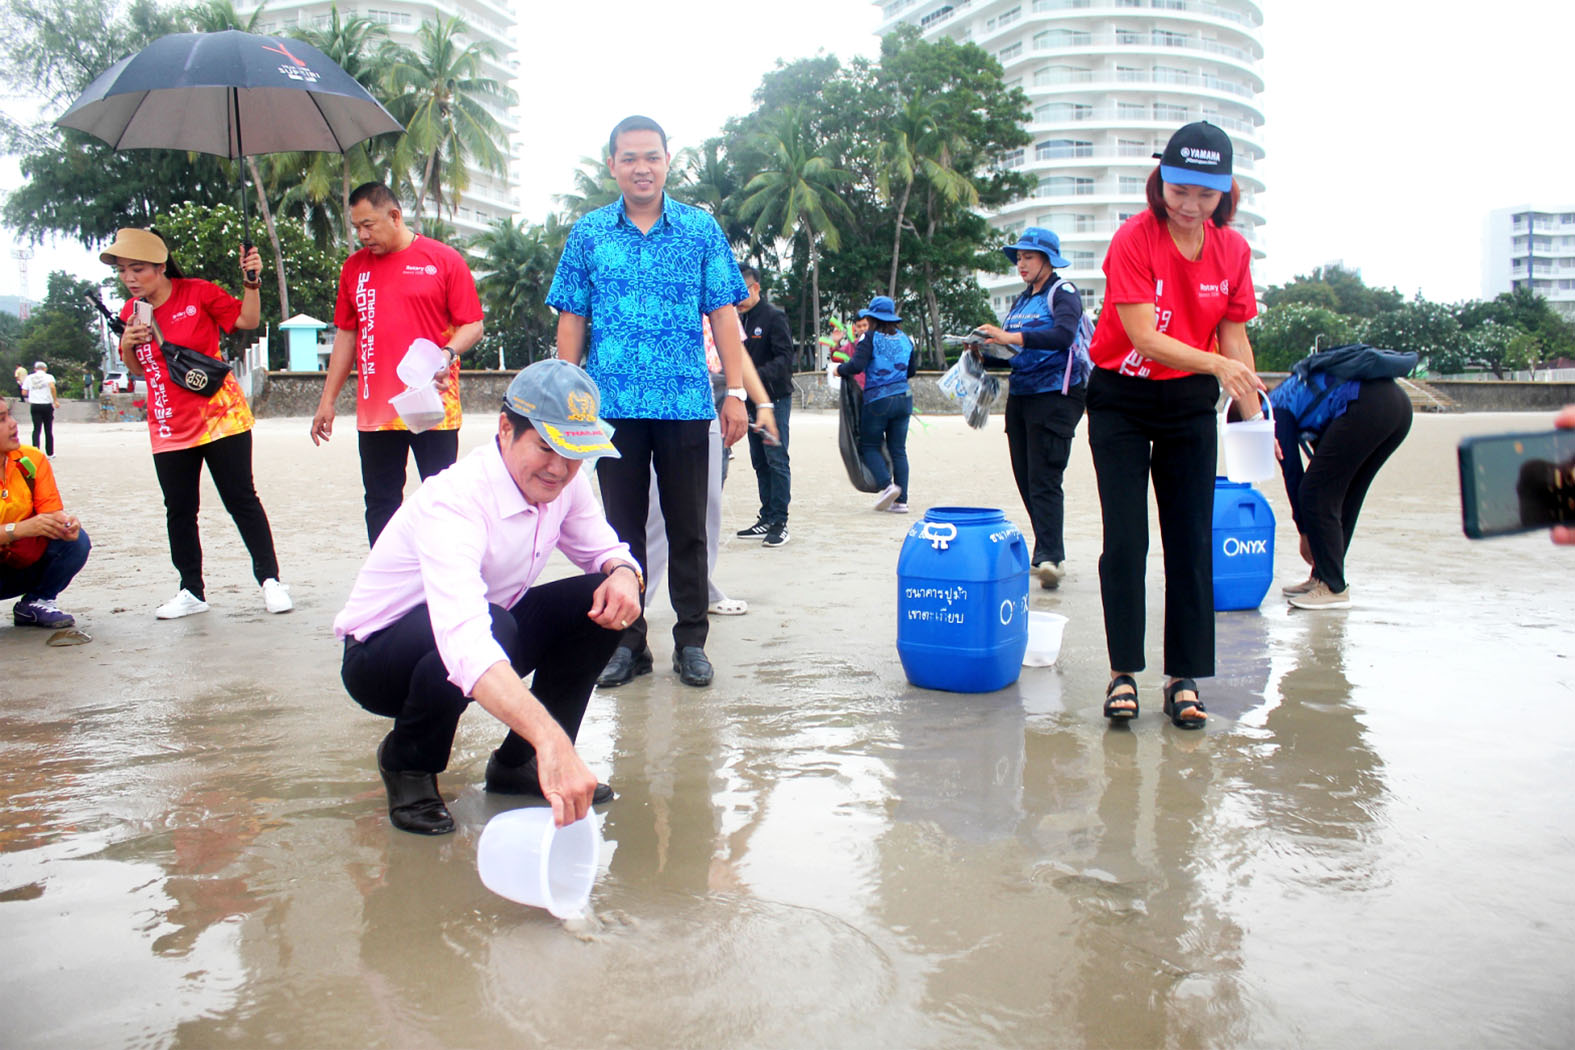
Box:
[1482,207,1575,320]
[240,0,519,240]
[874,0,1265,315]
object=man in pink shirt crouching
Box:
[335,359,645,835]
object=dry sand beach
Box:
[2,409,1571,1048]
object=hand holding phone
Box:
[133,300,153,326]
[1458,428,1575,538]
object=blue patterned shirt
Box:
[547,194,747,420]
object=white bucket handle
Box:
[1220,390,1274,424]
[920,521,959,550]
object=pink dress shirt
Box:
[334,438,634,695]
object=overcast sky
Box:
[3,0,1571,306]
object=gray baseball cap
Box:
[502,359,619,460]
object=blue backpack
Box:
[1047,278,1094,394]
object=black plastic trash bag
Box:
[839,379,891,493]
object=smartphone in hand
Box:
[1458,429,1575,538]
[133,300,153,327]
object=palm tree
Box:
[290,7,400,244]
[673,141,764,265]
[877,96,978,299]
[555,154,621,221]
[382,14,515,230]
[738,106,855,344]
[185,0,296,315]
[472,216,561,366]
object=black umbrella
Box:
[56,30,403,271]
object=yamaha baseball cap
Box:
[99,228,169,265]
[502,359,620,460]
[1003,227,1070,268]
[1155,122,1234,193]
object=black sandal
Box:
[1162,678,1206,729]
[1103,674,1139,721]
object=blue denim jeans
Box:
[747,395,792,525]
[860,393,911,502]
[0,530,91,602]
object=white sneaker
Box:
[1281,573,1318,597]
[889,502,910,513]
[262,578,294,614]
[156,589,209,619]
[873,482,902,512]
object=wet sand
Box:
[2,410,1571,1049]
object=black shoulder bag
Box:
[148,310,232,398]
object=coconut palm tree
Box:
[555,154,621,221]
[289,7,402,244]
[877,95,978,299]
[738,105,855,343]
[382,14,514,229]
[472,216,562,366]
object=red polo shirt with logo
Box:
[334,235,484,432]
[1089,210,1257,381]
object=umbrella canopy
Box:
[56,29,402,157]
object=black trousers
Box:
[1004,386,1087,565]
[151,430,279,600]
[358,428,460,546]
[30,403,54,456]
[597,417,710,652]
[341,574,621,774]
[1086,369,1219,679]
[1297,379,1412,593]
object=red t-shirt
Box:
[334,235,483,432]
[119,278,253,454]
[1088,210,1257,381]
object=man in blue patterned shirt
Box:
[549,115,750,690]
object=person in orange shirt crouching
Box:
[0,397,89,629]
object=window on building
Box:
[1153,30,1190,48]
[1035,29,1091,48]
[998,42,1022,61]
[1154,102,1188,121]
[1037,138,1092,160]
[1038,176,1094,197]
[1118,138,1147,157]
[1068,250,1096,267]
[996,148,1026,169]
[1115,65,1144,82]
[1036,102,1094,122]
[1116,29,1144,45]
[1153,65,1190,84]
[1117,102,1146,119]
[1119,176,1145,193]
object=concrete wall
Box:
[83,372,1575,421]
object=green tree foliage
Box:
[1261,264,1403,318]
[1359,297,1468,374]
[153,202,339,368]
[1246,305,1358,372]
[13,271,103,394]
[471,216,564,369]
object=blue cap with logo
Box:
[502,359,619,460]
[1002,227,1069,268]
[1155,121,1234,193]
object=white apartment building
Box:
[874,0,1266,316]
[1482,207,1575,320]
[241,0,520,240]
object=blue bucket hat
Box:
[857,295,902,323]
[1002,227,1069,268]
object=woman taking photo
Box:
[1085,122,1265,728]
[106,228,292,619]
[975,226,1090,590]
[838,295,916,512]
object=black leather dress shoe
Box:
[672,645,714,687]
[484,751,613,805]
[596,645,653,688]
[377,734,454,835]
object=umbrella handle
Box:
[242,237,259,284]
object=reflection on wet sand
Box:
[4,414,1573,1047]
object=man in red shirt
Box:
[310,182,485,544]
[0,397,89,629]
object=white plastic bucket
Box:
[1023,610,1068,667]
[476,808,601,919]
[827,360,841,392]
[1220,392,1276,483]
[390,383,445,433]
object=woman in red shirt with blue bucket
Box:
[1085,122,1266,729]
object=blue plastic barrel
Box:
[1212,478,1275,611]
[896,507,1030,692]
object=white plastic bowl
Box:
[390,383,445,433]
[1023,610,1068,667]
[477,808,601,919]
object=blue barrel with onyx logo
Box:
[1212,478,1275,611]
[896,507,1030,692]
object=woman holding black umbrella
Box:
[107,227,292,619]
